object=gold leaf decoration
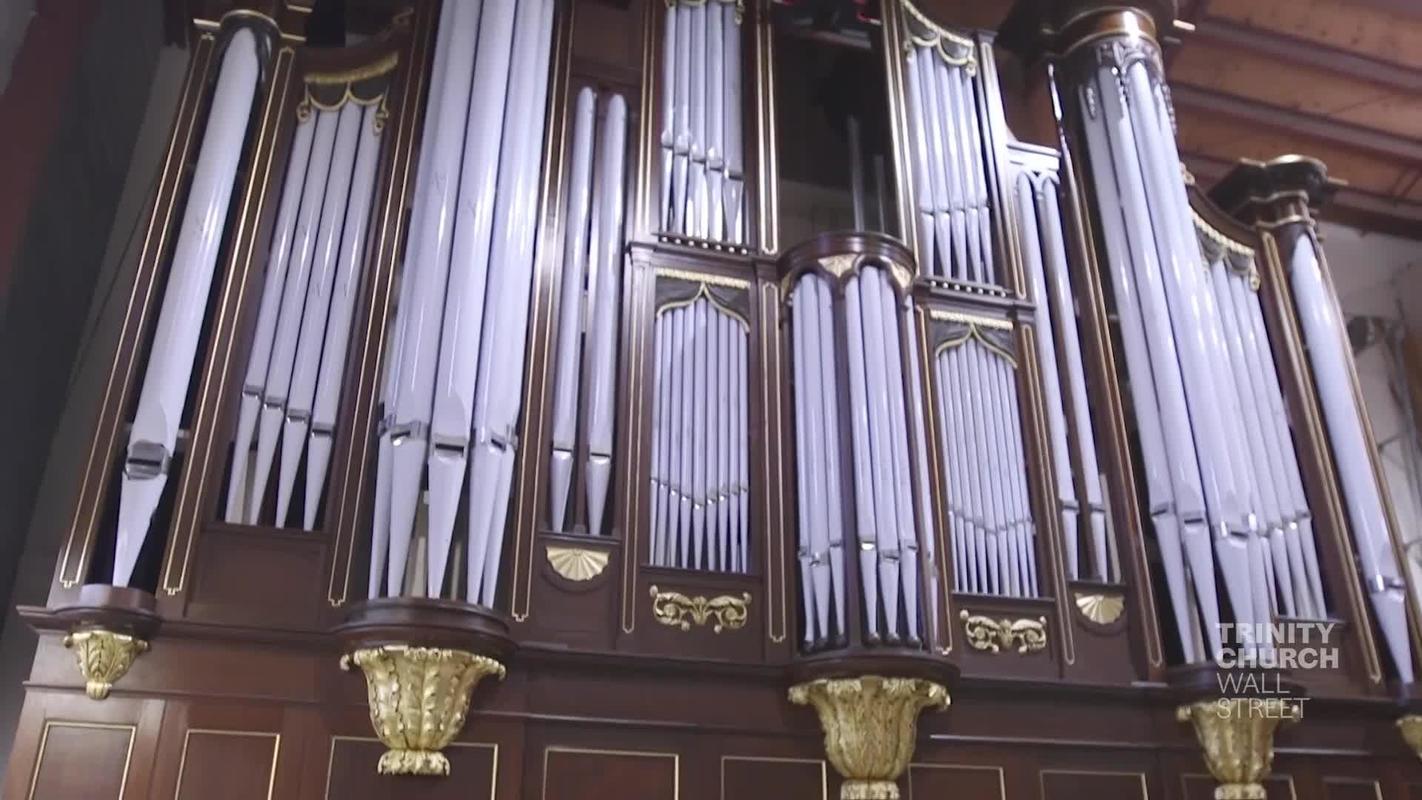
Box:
[545,545,609,582]
[341,646,505,776]
[959,611,1048,655]
[788,675,950,800]
[1398,715,1422,763]
[1178,698,1300,799]
[63,629,148,700]
[649,585,750,633]
[1073,591,1125,626]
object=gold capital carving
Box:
[959,611,1048,654]
[62,629,148,700]
[341,645,506,776]
[788,676,949,800]
[649,585,750,633]
[1398,715,1422,762]
[1176,697,1301,800]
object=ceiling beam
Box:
[1170,83,1422,165]
[1188,17,1422,94]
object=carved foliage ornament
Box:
[959,611,1048,654]
[341,646,506,776]
[1398,715,1422,763]
[788,676,950,800]
[1177,698,1301,800]
[649,585,750,633]
[63,629,148,700]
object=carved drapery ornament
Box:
[1176,697,1301,800]
[1398,715,1422,762]
[62,629,148,700]
[788,676,950,800]
[341,645,506,776]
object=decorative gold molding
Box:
[928,308,1013,331]
[1073,591,1125,626]
[545,545,610,582]
[654,266,751,290]
[62,629,147,700]
[1398,715,1422,762]
[958,611,1047,654]
[341,646,506,776]
[1176,698,1301,800]
[788,676,950,800]
[649,585,751,633]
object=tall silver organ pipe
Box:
[899,14,994,284]
[1069,35,1338,664]
[368,0,556,604]
[548,88,630,537]
[1288,232,1415,682]
[659,0,745,244]
[1011,166,1111,583]
[649,282,750,574]
[782,244,940,650]
[226,79,386,532]
[113,24,270,587]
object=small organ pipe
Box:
[548,88,598,532]
[842,278,880,640]
[306,106,383,530]
[227,113,315,524]
[249,109,339,525]
[721,1,744,244]
[584,94,629,537]
[277,101,363,526]
[901,48,936,272]
[705,4,725,239]
[659,3,678,230]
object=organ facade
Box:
[7,0,1422,797]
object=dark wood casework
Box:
[8,0,1422,798]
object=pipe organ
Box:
[11,0,1422,797]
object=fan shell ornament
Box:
[545,545,610,582]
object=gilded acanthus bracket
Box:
[1398,715,1422,762]
[341,645,506,776]
[789,675,950,800]
[63,628,148,700]
[1176,697,1301,800]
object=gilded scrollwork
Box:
[958,611,1048,654]
[649,585,751,633]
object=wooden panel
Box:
[174,730,279,800]
[26,722,134,800]
[543,747,678,800]
[906,763,1005,800]
[323,738,497,800]
[1181,774,1297,800]
[1040,769,1147,800]
[1323,778,1384,800]
[721,756,827,800]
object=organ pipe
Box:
[114,24,269,586]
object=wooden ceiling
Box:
[917,0,1422,236]
[1171,0,1422,236]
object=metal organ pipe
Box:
[277,101,364,527]
[377,0,483,598]
[227,113,315,525]
[660,0,743,244]
[547,89,598,533]
[114,26,266,587]
[306,105,383,531]
[1288,235,1415,682]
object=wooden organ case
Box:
[8,0,1422,798]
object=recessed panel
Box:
[907,763,1004,800]
[722,756,826,800]
[543,747,678,800]
[27,722,134,800]
[1040,770,1146,800]
[1324,779,1383,800]
[324,738,496,800]
[174,730,278,800]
